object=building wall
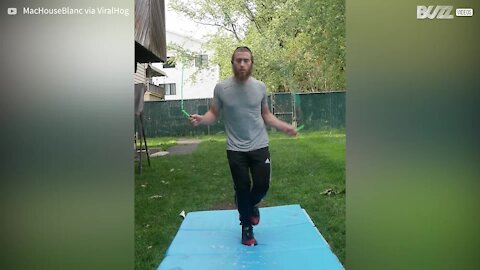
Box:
[134,63,147,84]
[136,63,167,101]
[151,30,220,101]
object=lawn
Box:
[135,130,345,270]
[145,137,177,150]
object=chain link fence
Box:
[142,91,345,137]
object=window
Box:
[161,83,176,95]
[194,54,208,67]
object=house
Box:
[151,30,220,101]
[134,0,168,101]
[134,0,168,173]
[135,63,167,101]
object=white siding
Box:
[134,63,147,84]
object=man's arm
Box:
[261,104,297,136]
[189,102,220,126]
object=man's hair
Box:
[231,46,254,64]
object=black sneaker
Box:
[250,206,260,226]
[241,225,257,246]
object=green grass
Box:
[145,137,177,150]
[135,131,345,269]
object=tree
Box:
[170,0,345,92]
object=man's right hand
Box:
[189,114,203,126]
[284,125,298,137]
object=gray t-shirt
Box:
[213,76,269,152]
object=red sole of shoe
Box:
[242,239,257,246]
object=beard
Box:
[233,65,252,81]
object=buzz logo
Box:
[417,5,454,19]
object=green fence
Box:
[142,91,345,137]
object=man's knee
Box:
[234,180,251,192]
[252,181,269,193]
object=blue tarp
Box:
[157,205,344,270]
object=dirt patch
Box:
[209,199,270,210]
[176,138,201,145]
[136,139,201,158]
[167,143,199,156]
[166,138,201,156]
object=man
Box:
[189,46,297,246]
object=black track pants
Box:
[227,147,271,226]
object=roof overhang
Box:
[146,64,167,77]
[135,0,167,63]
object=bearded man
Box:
[189,46,297,246]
